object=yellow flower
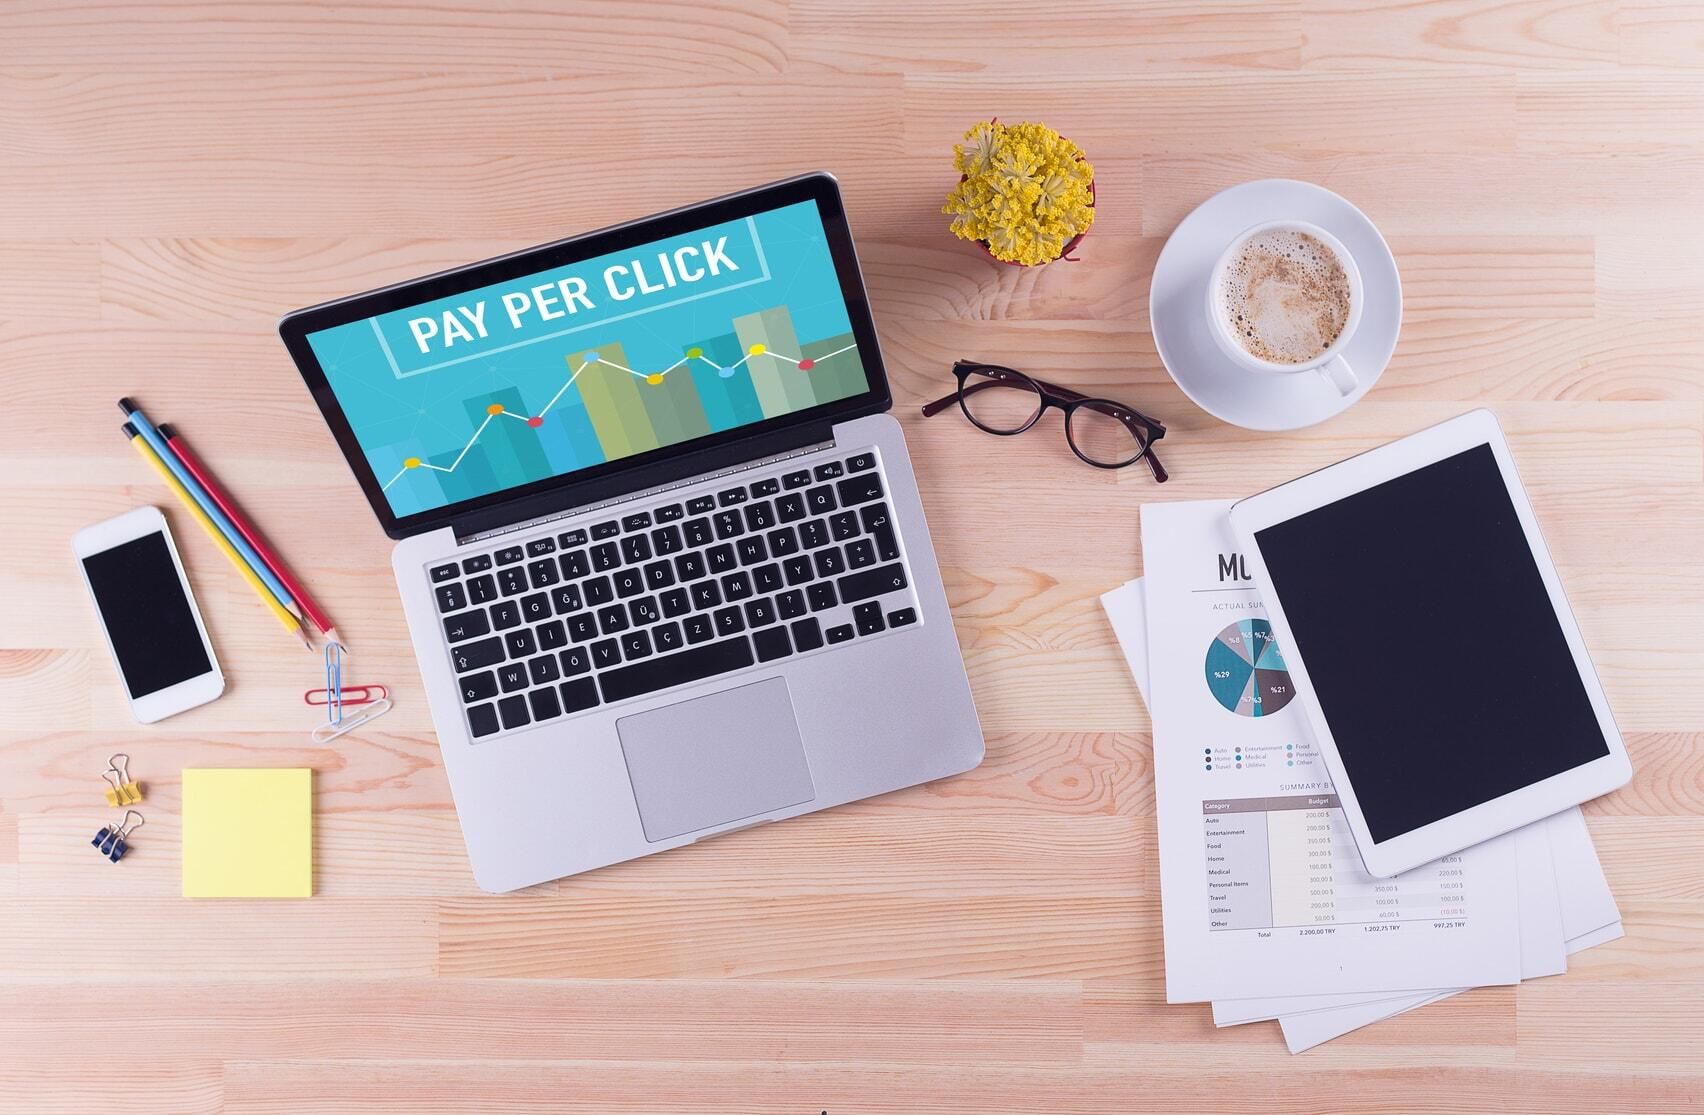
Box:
[942,120,1095,265]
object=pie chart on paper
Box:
[1204,619,1296,717]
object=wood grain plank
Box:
[1299,0,1619,70]
[1517,71,1704,153]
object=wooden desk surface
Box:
[4,3,1703,1111]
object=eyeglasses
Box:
[920,360,1169,482]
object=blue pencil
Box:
[119,398,300,617]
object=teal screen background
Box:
[307,200,870,518]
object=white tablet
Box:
[1228,409,1631,877]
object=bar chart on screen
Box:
[374,303,862,513]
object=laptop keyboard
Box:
[430,448,921,742]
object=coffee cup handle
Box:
[1321,355,1357,397]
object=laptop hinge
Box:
[451,424,838,546]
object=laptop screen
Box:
[302,198,874,520]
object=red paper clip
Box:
[305,684,388,707]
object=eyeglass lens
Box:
[958,366,1043,434]
[1068,400,1149,467]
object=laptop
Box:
[280,173,985,892]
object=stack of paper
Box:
[1101,500,1621,1051]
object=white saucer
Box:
[1150,179,1402,431]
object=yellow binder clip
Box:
[102,753,143,806]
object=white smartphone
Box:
[73,506,225,723]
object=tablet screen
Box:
[1253,443,1609,843]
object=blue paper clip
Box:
[307,642,393,743]
[92,810,143,863]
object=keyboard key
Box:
[528,654,561,685]
[783,470,812,489]
[754,625,791,662]
[591,519,620,540]
[430,562,460,584]
[776,493,807,523]
[791,617,824,652]
[753,563,784,594]
[521,592,551,623]
[745,597,777,627]
[462,554,493,574]
[713,606,746,636]
[537,619,568,650]
[767,526,799,556]
[799,520,830,549]
[654,503,684,522]
[551,584,582,614]
[559,677,601,714]
[826,623,855,644]
[567,613,597,643]
[622,511,652,532]
[777,589,806,619]
[706,544,737,574]
[674,552,706,581]
[629,595,660,626]
[660,587,691,618]
[490,601,522,630]
[806,485,837,514]
[847,452,876,472]
[860,503,900,561]
[839,562,908,603]
[613,568,644,598]
[814,461,844,481]
[498,694,531,729]
[829,510,859,541]
[591,542,621,572]
[855,601,886,636]
[744,502,775,531]
[837,473,885,506]
[498,662,529,692]
[591,638,622,669]
[714,510,745,539]
[557,528,588,547]
[434,582,466,613]
[813,548,846,578]
[559,550,590,579]
[583,575,613,606]
[498,567,528,596]
[461,670,499,703]
[691,581,722,610]
[846,539,877,569]
[651,525,683,555]
[467,574,497,604]
[721,571,753,602]
[443,609,490,643]
[504,628,537,658]
[621,629,653,660]
[653,620,683,653]
[621,534,651,564]
[644,560,675,591]
[750,477,780,497]
[684,613,714,644]
[598,636,756,703]
[467,703,500,738]
[496,546,525,565]
[560,646,592,676]
[686,495,716,514]
[783,556,814,586]
[717,486,748,506]
[888,607,918,627]
[527,558,559,588]
[528,686,562,722]
[597,604,630,634]
[737,536,768,565]
[684,517,713,547]
[526,537,557,557]
[808,582,838,611]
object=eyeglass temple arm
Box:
[920,390,960,417]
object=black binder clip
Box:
[92,810,143,863]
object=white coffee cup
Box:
[1205,219,1364,396]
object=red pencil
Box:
[158,423,343,647]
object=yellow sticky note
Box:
[182,768,313,898]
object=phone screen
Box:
[82,532,212,698]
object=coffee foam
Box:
[1218,229,1351,364]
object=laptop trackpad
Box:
[617,677,816,843]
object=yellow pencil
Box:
[126,426,312,651]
